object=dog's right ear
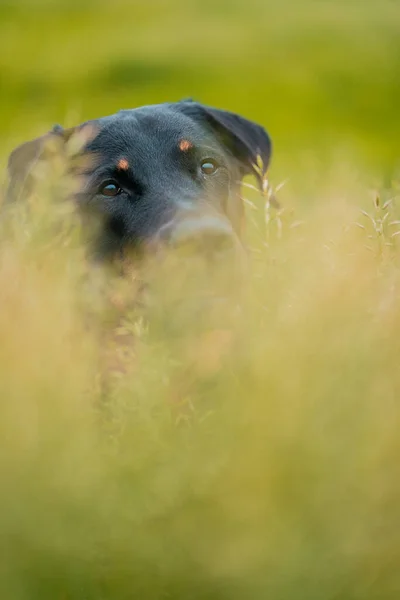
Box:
[6,125,81,202]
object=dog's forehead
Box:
[91,105,214,155]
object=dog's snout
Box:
[165,217,236,255]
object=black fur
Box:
[7,101,273,260]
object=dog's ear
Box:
[176,101,272,187]
[6,125,89,202]
[7,126,68,201]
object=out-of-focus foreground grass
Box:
[1,1,400,599]
[2,149,400,600]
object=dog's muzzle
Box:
[156,214,238,259]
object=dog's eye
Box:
[99,181,122,197]
[200,159,219,175]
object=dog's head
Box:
[7,101,273,261]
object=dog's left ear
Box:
[6,124,94,202]
[6,126,75,201]
[176,101,272,187]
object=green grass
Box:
[1,0,399,174]
[1,1,400,598]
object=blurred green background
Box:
[1,0,399,179]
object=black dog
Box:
[7,100,273,261]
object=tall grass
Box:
[1,145,400,599]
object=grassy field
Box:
[1,1,400,599]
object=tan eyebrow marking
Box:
[117,158,129,170]
[179,139,193,152]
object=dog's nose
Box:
[166,217,236,255]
